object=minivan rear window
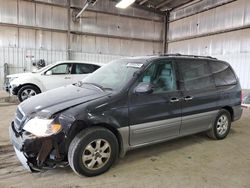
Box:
[210,62,237,86]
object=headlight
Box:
[23,117,62,137]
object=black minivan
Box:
[9,54,243,176]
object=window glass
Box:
[49,64,71,75]
[82,60,142,91]
[178,61,214,90]
[139,61,177,93]
[74,64,94,74]
[93,65,101,71]
[210,62,237,86]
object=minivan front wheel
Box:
[207,109,231,140]
[68,127,119,176]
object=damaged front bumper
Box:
[9,122,66,172]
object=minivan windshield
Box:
[81,59,144,91]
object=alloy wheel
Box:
[216,115,229,135]
[82,139,111,170]
[21,89,37,100]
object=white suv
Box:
[5,61,102,102]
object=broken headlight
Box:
[23,117,62,137]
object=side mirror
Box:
[134,82,153,94]
[45,70,52,76]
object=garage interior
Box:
[0,0,250,187]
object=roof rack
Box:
[159,53,217,60]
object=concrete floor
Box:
[0,94,250,188]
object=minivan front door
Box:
[177,59,219,135]
[129,59,182,146]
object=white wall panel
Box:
[51,32,67,50]
[154,22,164,41]
[153,42,162,54]
[36,4,52,28]
[72,11,163,41]
[0,0,17,24]
[143,42,154,55]
[71,33,162,56]
[170,0,234,21]
[82,35,96,53]
[116,16,131,38]
[96,37,109,54]
[0,26,18,47]
[19,1,35,26]
[70,34,82,52]
[169,0,250,41]
[36,30,52,50]
[52,7,68,30]
[19,29,36,49]
[108,38,121,55]
[120,40,132,56]
[245,0,250,25]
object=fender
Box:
[61,109,126,137]
[10,73,46,92]
[59,105,129,156]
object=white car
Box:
[5,61,102,102]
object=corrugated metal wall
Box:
[168,0,250,89]
[0,0,164,86]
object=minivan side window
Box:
[178,60,214,91]
[139,61,177,93]
[210,62,237,86]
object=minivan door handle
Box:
[170,97,180,103]
[184,96,193,101]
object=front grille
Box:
[14,107,26,131]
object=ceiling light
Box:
[116,0,135,9]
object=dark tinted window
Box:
[72,64,97,74]
[93,65,101,71]
[178,60,214,90]
[139,60,177,93]
[210,61,237,86]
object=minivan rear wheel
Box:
[207,109,231,140]
[68,127,119,177]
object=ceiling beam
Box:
[139,0,149,5]
[171,0,197,10]
[155,0,173,9]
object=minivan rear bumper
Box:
[233,105,243,121]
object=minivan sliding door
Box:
[177,60,219,135]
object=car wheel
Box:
[207,109,231,140]
[17,85,41,102]
[68,127,119,177]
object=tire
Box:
[68,127,119,177]
[17,85,41,102]
[207,109,231,140]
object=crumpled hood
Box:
[19,84,109,118]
